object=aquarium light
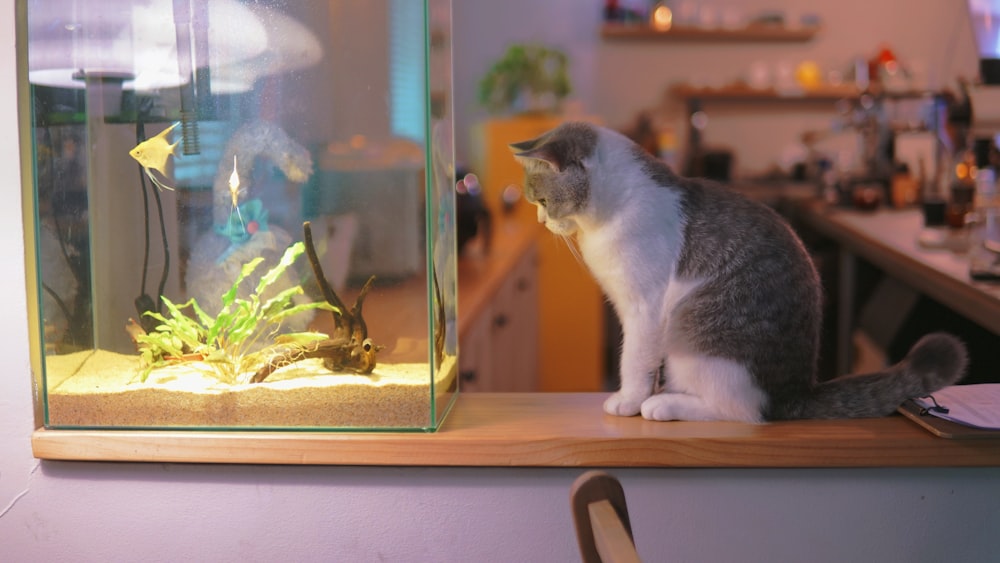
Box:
[26,0,269,92]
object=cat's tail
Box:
[770,333,968,420]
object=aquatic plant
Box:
[135,241,335,383]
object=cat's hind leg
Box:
[640,355,766,422]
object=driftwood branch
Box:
[303,219,348,317]
[250,221,380,383]
[250,336,379,383]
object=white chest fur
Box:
[576,164,686,317]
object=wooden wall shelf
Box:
[601,23,820,42]
[671,84,939,103]
[671,83,860,102]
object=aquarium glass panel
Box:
[25,0,457,431]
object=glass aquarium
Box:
[23,0,458,431]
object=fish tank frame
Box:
[22,0,458,434]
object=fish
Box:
[228,154,246,233]
[129,121,180,191]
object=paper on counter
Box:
[913,384,1000,430]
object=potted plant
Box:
[477,43,572,115]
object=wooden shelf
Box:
[672,84,940,103]
[601,23,820,42]
[32,393,1000,466]
[671,83,861,102]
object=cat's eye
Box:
[538,198,547,208]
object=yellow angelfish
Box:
[129,121,180,191]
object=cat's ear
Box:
[508,137,538,153]
[509,138,561,172]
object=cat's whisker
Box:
[561,235,586,267]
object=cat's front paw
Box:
[603,392,645,417]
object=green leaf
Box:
[161,295,189,320]
[259,285,305,319]
[138,333,183,358]
[189,298,215,328]
[208,310,234,345]
[144,311,169,324]
[268,301,337,324]
[221,256,265,308]
[256,242,304,295]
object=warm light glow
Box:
[651,5,673,31]
[794,61,822,89]
[957,162,970,180]
[349,134,367,150]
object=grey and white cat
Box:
[511,121,967,422]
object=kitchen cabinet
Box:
[472,115,605,391]
[459,243,539,392]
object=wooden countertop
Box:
[32,393,1000,466]
[795,201,1000,335]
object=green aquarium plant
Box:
[477,43,571,115]
[134,241,335,384]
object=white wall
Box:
[3,2,1000,562]
[453,0,979,176]
[3,463,999,562]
